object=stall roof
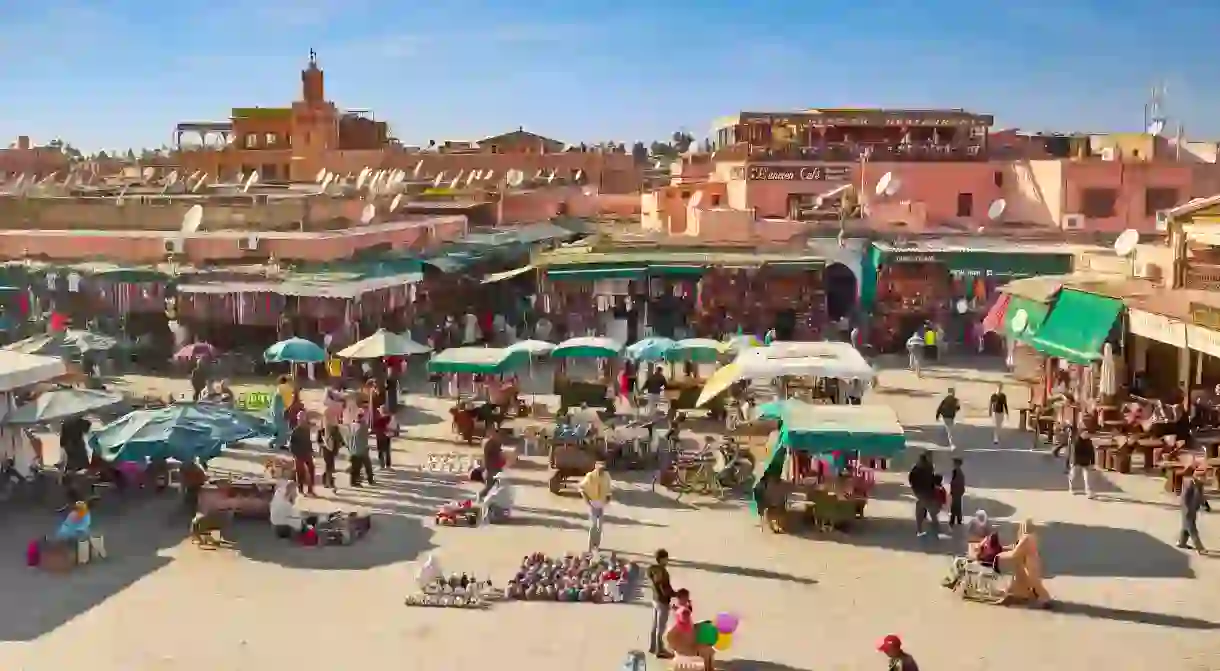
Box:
[1000,272,1135,302]
[534,248,826,269]
[176,271,422,298]
[0,351,67,392]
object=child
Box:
[948,458,966,528]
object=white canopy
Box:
[0,351,67,393]
[695,341,875,407]
[336,329,431,359]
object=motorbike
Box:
[715,439,756,491]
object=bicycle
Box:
[673,439,723,500]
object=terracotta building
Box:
[174,54,641,193]
[0,136,71,179]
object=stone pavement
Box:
[0,358,1218,670]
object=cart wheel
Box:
[548,471,564,495]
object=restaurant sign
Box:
[1190,302,1220,331]
[734,165,852,182]
[1129,308,1186,348]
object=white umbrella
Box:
[336,329,431,359]
[1099,342,1117,397]
[506,339,555,355]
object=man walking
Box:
[908,452,939,538]
[1178,472,1208,554]
[480,428,506,499]
[646,549,677,659]
[579,459,613,551]
[346,411,375,487]
[905,332,923,378]
[935,388,960,449]
[989,383,1008,445]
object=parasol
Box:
[174,342,219,361]
[552,336,623,359]
[505,339,556,356]
[264,337,326,363]
[625,337,677,362]
[336,329,431,359]
[4,388,128,425]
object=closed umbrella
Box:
[4,388,128,425]
[264,337,326,363]
[1099,342,1117,397]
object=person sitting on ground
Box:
[54,501,92,541]
[664,589,715,671]
[269,480,303,539]
[995,518,1052,608]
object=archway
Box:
[825,262,858,322]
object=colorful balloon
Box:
[694,621,719,646]
[714,612,740,634]
[714,632,733,651]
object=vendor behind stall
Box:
[643,367,668,415]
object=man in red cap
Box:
[877,634,919,670]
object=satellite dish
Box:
[235,171,245,184]
[546,170,557,184]
[242,171,260,193]
[955,298,969,314]
[448,173,461,189]
[1011,309,1029,334]
[115,185,128,205]
[574,169,584,182]
[506,169,526,188]
[142,167,155,181]
[190,174,208,192]
[360,203,376,224]
[180,205,204,234]
[874,172,893,197]
[483,169,495,182]
[689,191,704,209]
[1114,229,1140,257]
[319,173,334,191]
[390,194,403,211]
[356,167,371,190]
[412,161,423,178]
[315,168,328,183]
[465,171,478,186]
[164,170,179,186]
[432,172,445,188]
[987,198,1007,220]
[533,169,544,179]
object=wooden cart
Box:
[548,441,599,495]
[555,379,613,416]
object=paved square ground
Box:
[1,359,1217,670]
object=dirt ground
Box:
[0,358,1217,670]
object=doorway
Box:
[774,309,796,341]
[825,263,858,322]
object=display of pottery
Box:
[505,552,637,604]
[434,499,480,527]
[406,573,497,608]
[424,453,480,475]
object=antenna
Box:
[1114,229,1140,257]
[1146,81,1168,136]
[180,204,204,234]
[505,169,525,188]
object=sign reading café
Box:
[739,164,852,182]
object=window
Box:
[1080,188,1118,218]
[680,190,691,199]
[956,192,973,217]
[262,164,278,180]
[264,133,278,146]
[243,133,258,149]
[1145,187,1179,216]
[993,171,1004,187]
[710,194,722,206]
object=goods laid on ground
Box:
[434,499,480,527]
[423,453,480,475]
[405,573,496,608]
[506,552,636,603]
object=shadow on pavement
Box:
[225,510,434,571]
[721,661,813,671]
[396,405,445,427]
[1051,601,1220,630]
[0,497,185,642]
[614,550,817,586]
[825,515,1195,579]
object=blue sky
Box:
[3,0,1219,152]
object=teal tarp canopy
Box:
[759,400,906,456]
[89,403,273,463]
[428,347,530,374]
[546,266,646,280]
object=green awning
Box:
[1004,296,1050,342]
[648,264,706,277]
[546,266,646,280]
[1030,289,1123,364]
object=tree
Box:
[631,142,648,163]
[126,149,136,161]
[671,131,695,153]
[650,141,677,159]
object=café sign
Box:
[739,164,851,182]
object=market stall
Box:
[751,401,905,534]
[551,336,622,414]
[695,341,876,408]
[428,347,530,441]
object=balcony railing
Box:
[713,142,985,162]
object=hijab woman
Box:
[664,589,715,671]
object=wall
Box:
[1062,161,1195,233]
[0,147,70,178]
[1005,159,1063,227]
[496,189,641,224]
[0,217,467,264]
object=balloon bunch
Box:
[694,612,740,651]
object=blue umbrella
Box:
[264,337,326,363]
[89,403,273,463]
[625,337,677,362]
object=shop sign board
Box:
[884,250,1073,277]
[1129,308,1186,348]
[1187,324,1220,360]
[734,164,852,181]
